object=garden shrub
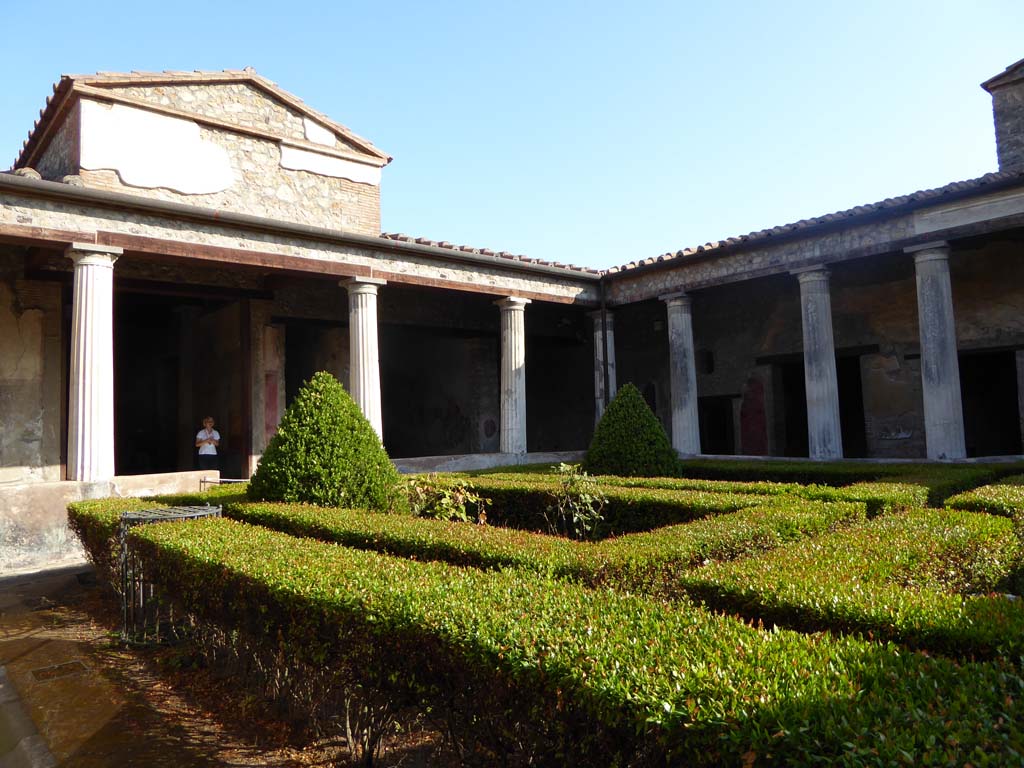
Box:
[247,372,405,512]
[678,509,1024,657]
[67,496,157,585]
[127,517,1024,766]
[583,383,679,477]
[406,474,489,523]
[223,496,865,599]
[542,463,606,540]
[462,477,769,536]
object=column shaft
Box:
[663,294,701,455]
[794,268,843,460]
[67,244,122,481]
[496,297,530,454]
[588,310,617,424]
[910,243,965,459]
[343,278,386,440]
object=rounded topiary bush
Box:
[248,371,406,512]
[583,382,679,478]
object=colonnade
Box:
[644,240,966,460]
[62,240,968,483]
[65,255,538,481]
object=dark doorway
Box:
[285,324,318,406]
[698,396,736,455]
[114,294,182,475]
[960,350,1022,457]
[775,355,867,458]
[778,361,809,457]
[837,356,867,458]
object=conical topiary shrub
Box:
[583,382,679,478]
[248,371,405,512]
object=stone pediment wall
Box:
[33,83,384,236]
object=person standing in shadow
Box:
[195,416,221,471]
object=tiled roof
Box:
[15,68,390,170]
[605,170,1024,274]
[379,232,602,275]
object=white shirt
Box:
[196,428,220,455]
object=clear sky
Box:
[2,1,1022,270]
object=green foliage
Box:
[406,474,489,523]
[583,383,679,478]
[679,509,1024,657]
[463,476,768,537]
[947,482,1024,517]
[128,516,1024,766]
[247,372,405,512]
[675,457,1024,505]
[67,496,157,585]
[223,496,864,600]
[477,473,927,516]
[542,463,606,540]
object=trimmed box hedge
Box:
[224,497,865,599]
[472,473,926,516]
[678,509,1024,658]
[127,516,1024,766]
[946,482,1024,518]
[455,477,773,536]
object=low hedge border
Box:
[223,497,866,598]
[678,509,1024,658]
[470,473,926,516]
[127,516,1024,766]
[946,482,1024,518]
[458,478,773,536]
[67,496,165,585]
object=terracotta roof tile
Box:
[378,232,601,275]
[608,170,1024,274]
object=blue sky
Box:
[2,1,1022,269]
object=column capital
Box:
[659,291,691,309]
[66,243,122,268]
[341,276,387,295]
[791,265,830,284]
[495,296,531,311]
[906,241,951,264]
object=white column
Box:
[342,277,386,440]
[66,243,122,481]
[588,310,617,424]
[908,242,965,459]
[496,297,530,454]
[793,267,843,460]
[661,292,701,455]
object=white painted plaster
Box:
[303,117,336,147]
[279,144,382,186]
[79,100,235,194]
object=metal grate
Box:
[119,505,222,641]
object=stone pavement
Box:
[0,564,121,768]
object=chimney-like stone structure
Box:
[982,57,1024,174]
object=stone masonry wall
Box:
[77,118,381,235]
[34,100,80,180]
[113,83,366,155]
[0,250,62,485]
[992,83,1024,173]
[0,189,594,304]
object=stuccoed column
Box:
[67,243,122,481]
[496,297,530,454]
[588,310,617,424]
[661,292,701,455]
[908,242,965,459]
[342,277,386,440]
[793,267,843,460]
